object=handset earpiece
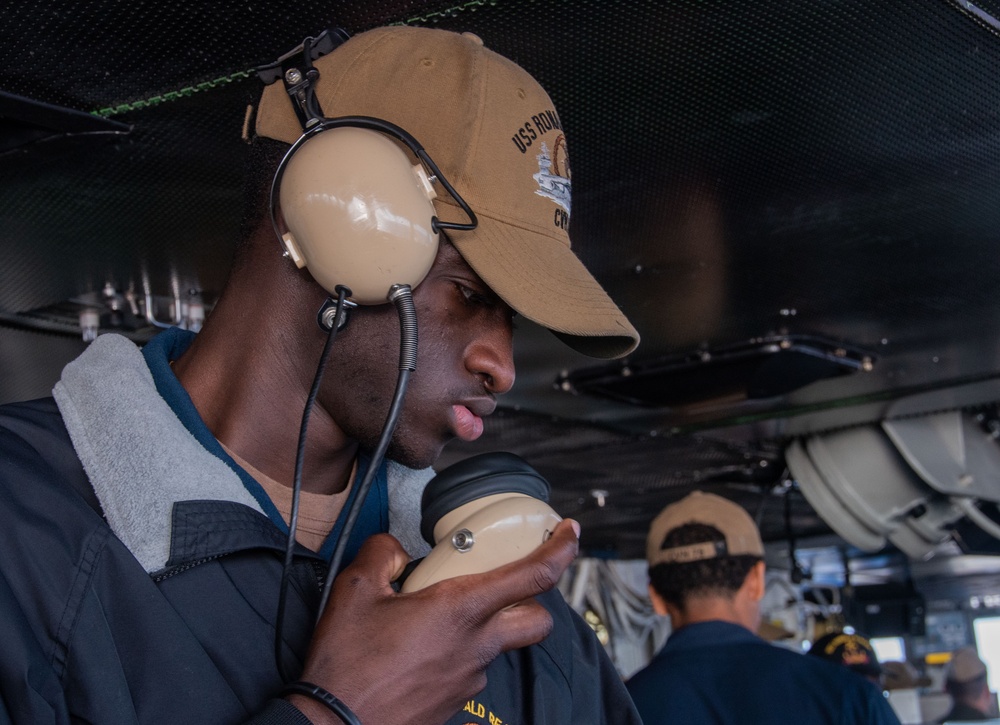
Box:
[400,452,563,593]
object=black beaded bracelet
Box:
[282,681,362,725]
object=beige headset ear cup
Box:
[278,127,439,304]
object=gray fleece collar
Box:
[53,334,430,573]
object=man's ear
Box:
[648,584,669,616]
[745,560,767,602]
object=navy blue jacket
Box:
[626,620,902,725]
[0,331,639,724]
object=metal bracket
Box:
[255,28,351,129]
[317,296,356,332]
[255,28,350,85]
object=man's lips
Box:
[451,400,493,442]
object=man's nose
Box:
[466,323,515,395]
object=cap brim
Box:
[758,621,796,641]
[448,210,640,359]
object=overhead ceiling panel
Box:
[4,0,1000,560]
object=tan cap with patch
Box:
[646,491,765,566]
[946,646,989,684]
[255,26,639,359]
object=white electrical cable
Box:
[561,558,671,676]
[568,558,594,613]
[954,496,1000,540]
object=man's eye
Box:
[458,284,490,306]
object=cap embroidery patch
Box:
[533,138,571,213]
[657,539,727,563]
[824,634,873,664]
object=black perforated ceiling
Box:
[4,0,1000,561]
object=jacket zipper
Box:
[309,558,328,592]
[152,553,328,586]
[152,554,225,582]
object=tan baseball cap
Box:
[646,491,764,566]
[946,646,988,683]
[255,26,639,359]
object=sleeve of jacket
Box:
[0,568,70,724]
[244,699,314,725]
[0,409,78,725]
[870,687,903,725]
[848,679,902,725]
[536,590,643,725]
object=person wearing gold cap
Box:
[807,630,884,686]
[625,491,902,724]
[0,25,640,725]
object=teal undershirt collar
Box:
[140,327,388,567]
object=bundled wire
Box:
[274,286,351,682]
[272,284,419,681]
